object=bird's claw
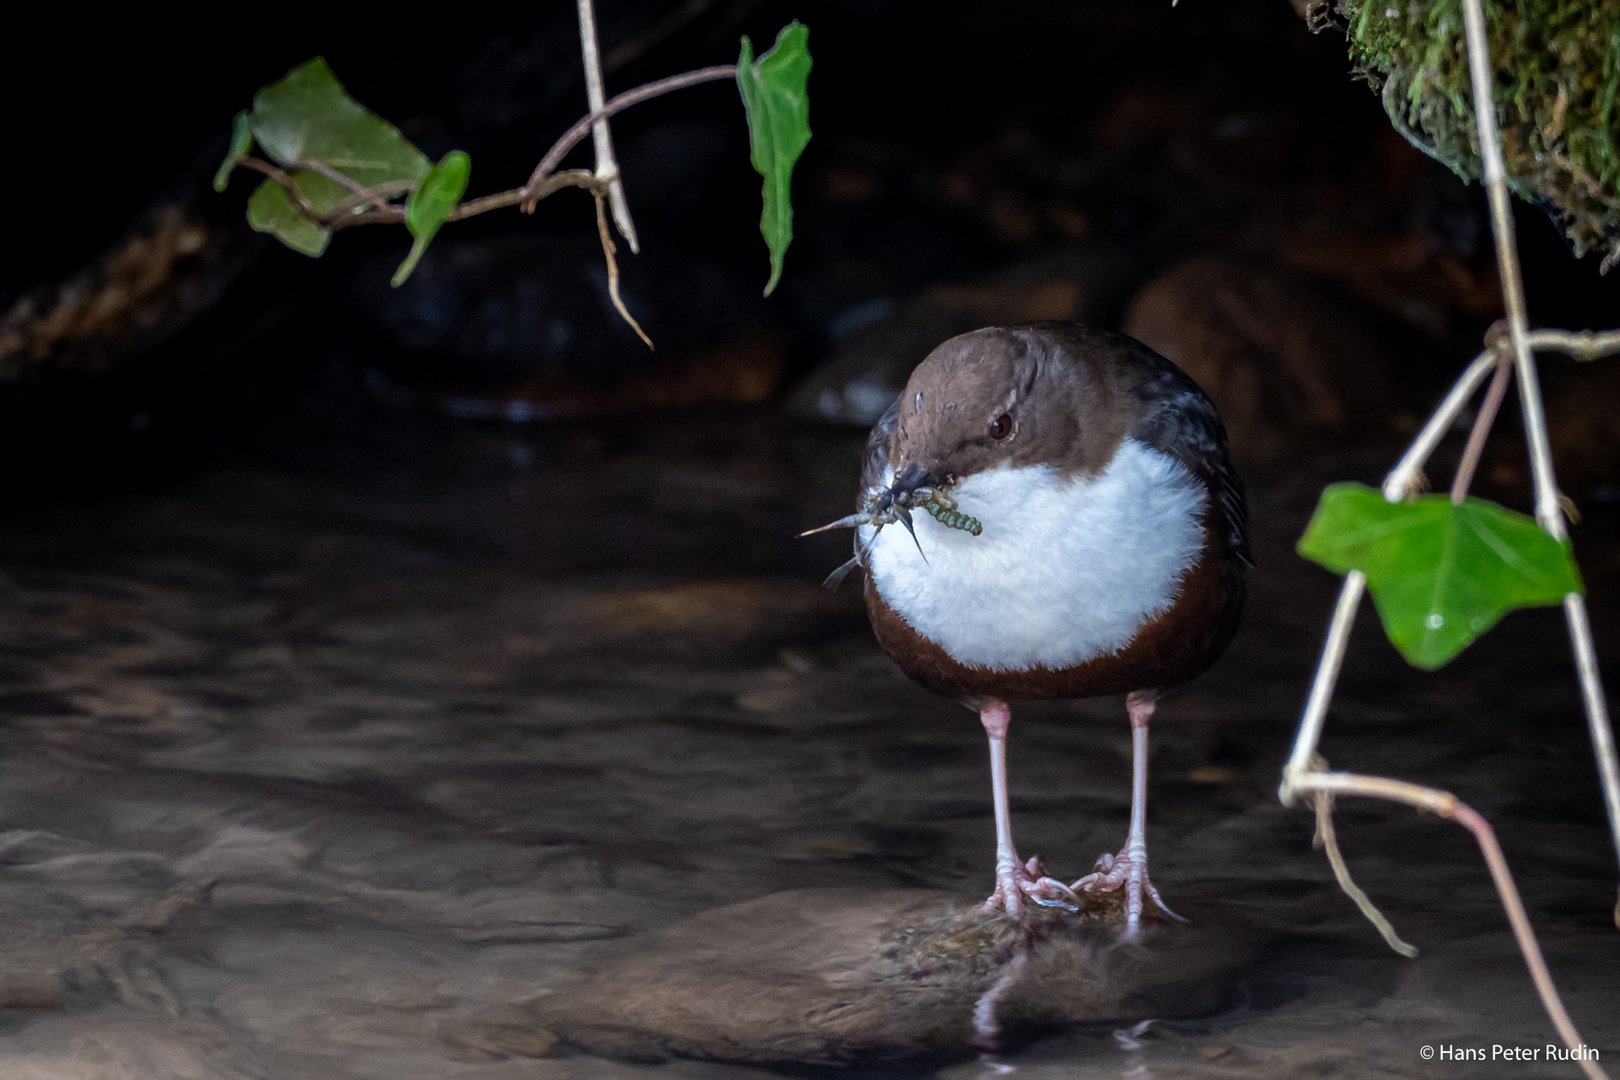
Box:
[1071,850,1187,925]
[984,855,1081,916]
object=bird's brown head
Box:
[884,324,1128,501]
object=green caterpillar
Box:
[922,499,982,536]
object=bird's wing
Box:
[1127,359,1253,567]
[860,395,901,500]
[853,395,902,569]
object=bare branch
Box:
[321,179,417,222]
[594,193,652,349]
[290,158,370,196]
[1458,0,1620,900]
[1533,328,1620,361]
[1450,322,1513,505]
[1381,348,1501,502]
[237,160,407,229]
[577,0,639,251]
[449,170,603,221]
[328,207,404,228]
[522,65,737,211]
[1311,789,1419,958]
[1293,770,1607,1080]
[232,65,735,238]
[236,158,321,220]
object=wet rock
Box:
[1122,255,1415,467]
[528,888,1249,1069]
[437,1006,560,1063]
[789,247,1142,426]
[1263,225,1502,346]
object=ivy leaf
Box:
[213,110,254,193]
[393,151,471,287]
[246,179,330,257]
[1297,482,1582,670]
[248,58,428,189]
[244,170,355,257]
[238,57,430,257]
[737,22,811,296]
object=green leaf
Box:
[737,21,811,296]
[248,57,429,189]
[392,151,471,287]
[213,110,254,193]
[244,170,353,256]
[1297,482,1583,670]
[247,178,330,256]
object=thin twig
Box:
[594,193,652,349]
[235,65,735,238]
[1311,789,1419,957]
[1534,329,1620,361]
[522,65,737,211]
[236,158,320,219]
[1382,348,1501,501]
[1294,772,1606,1080]
[1450,326,1514,504]
[321,179,416,222]
[1565,589,1620,930]
[1457,0,1554,533]
[1280,572,1368,799]
[1281,0,1620,1050]
[448,170,603,221]
[291,158,370,196]
[237,160,407,228]
[226,58,736,349]
[577,0,639,251]
[329,207,404,228]
[1459,0,1620,907]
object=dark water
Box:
[0,408,1615,1079]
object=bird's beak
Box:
[877,462,938,513]
[795,463,946,542]
[875,462,940,560]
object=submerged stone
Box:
[526,887,1252,1069]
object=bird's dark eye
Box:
[989,413,1012,440]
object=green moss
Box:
[1338,0,1620,271]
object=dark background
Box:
[4,0,1618,500]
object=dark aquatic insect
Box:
[799,485,981,589]
[798,487,982,544]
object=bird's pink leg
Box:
[1072,689,1184,934]
[981,699,1080,916]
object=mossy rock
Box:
[1323,0,1620,271]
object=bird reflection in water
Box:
[971,947,1028,1060]
[1114,1019,1157,1079]
[967,931,1166,1079]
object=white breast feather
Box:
[863,439,1206,671]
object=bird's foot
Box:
[1071,849,1187,929]
[983,854,1081,917]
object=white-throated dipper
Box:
[807,322,1249,932]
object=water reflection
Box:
[1,417,1615,1078]
[1113,1019,1155,1080]
[972,949,1029,1051]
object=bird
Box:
[805,322,1250,933]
